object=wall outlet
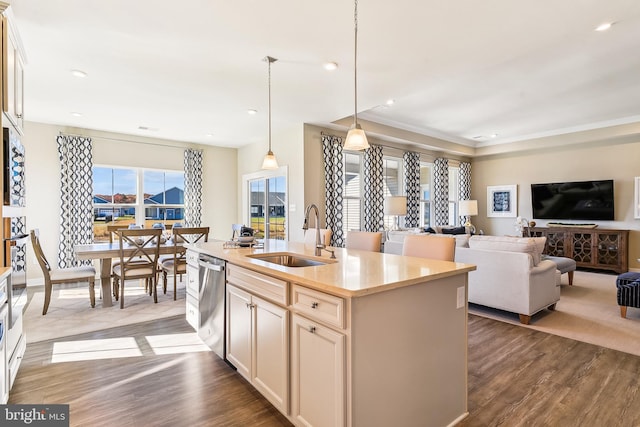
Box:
[456,286,465,309]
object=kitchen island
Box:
[186,239,476,427]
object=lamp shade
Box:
[384,196,407,216]
[459,200,478,217]
[344,124,369,151]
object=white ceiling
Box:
[9,0,640,151]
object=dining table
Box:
[74,241,182,307]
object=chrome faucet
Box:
[303,204,323,256]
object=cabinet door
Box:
[253,296,289,414]
[226,285,252,380]
[291,314,345,427]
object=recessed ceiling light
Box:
[70,69,87,78]
[324,62,338,71]
[70,112,83,117]
[248,109,257,115]
[595,22,613,32]
[138,126,159,131]
[386,99,395,106]
[491,133,498,138]
[205,133,214,137]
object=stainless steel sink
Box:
[247,252,335,268]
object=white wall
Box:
[23,121,237,282]
[237,123,306,242]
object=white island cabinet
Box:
[188,240,475,427]
[226,264,289,414]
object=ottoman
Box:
[544,256,577,286]
[616,272,640,318]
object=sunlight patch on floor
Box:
[145,332,211,355]
[51,337,142,363]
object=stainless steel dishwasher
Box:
[197,254,226,359]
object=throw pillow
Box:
[441,226,466,235]
[423,227,436,233]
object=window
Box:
[420,163,432,227]
[382,156,403,229]
[343,152,362,236]
[248,175,287,240]
[144,170,185,224]
[448,167,460,225]
[92,166,184,241]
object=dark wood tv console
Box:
[529,227,629,273]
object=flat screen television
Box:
[531,180,614,221]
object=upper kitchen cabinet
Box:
[1,5,25,134]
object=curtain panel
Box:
[322,134,345,247]
[458,162,472,225]
[57,135,94,267]
[433,157,449,226]
[403,151,421,228]
[184,149,204,227]
[363,145,384,232]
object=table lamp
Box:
[384,196,407,230]
[459,200,478,234]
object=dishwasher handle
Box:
[198,259,225,272]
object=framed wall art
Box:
[487,185,517,217]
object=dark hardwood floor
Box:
[10,312,640,426]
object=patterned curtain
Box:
[458,162,472,225]
[433,157,449,226]
[322,134,344,247]
[403,151,421,228]
[363,145,384,232]
[57,135,93,267]
[184,149,204,227]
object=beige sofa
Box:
[456,235,559,324]
[386,232,560,324]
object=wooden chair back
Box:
[402,235,455,261]
[30,229,52,279]
[115,228,162,277]
[107,225,130,243]
[30,228,97,314]
[160,227,210,300]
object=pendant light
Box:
[261,56,279,170]
[343,0,369,151]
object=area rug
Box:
[23,279,187,343]
[469,270,640,356]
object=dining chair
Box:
[112,228,162,308]
[303,228,332,247]
[30,229,97,315]
[402,234,456,261]
[346,231,383,252]
[160,227,210,300]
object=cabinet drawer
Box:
[186,264,199,296]
[292,284,345,329]
[227,264,287,306]
[186,293,198,330]
[186,250,199,267]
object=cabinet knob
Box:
[309,326,316,333]
[311,302,319,309]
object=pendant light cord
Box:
[268,57,272,153]
[353,0,359,127]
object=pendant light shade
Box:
[262,56,279,170]
[343,0,369,151]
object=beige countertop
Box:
[187,239,476,298]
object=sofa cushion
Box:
[468,235,542,265]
